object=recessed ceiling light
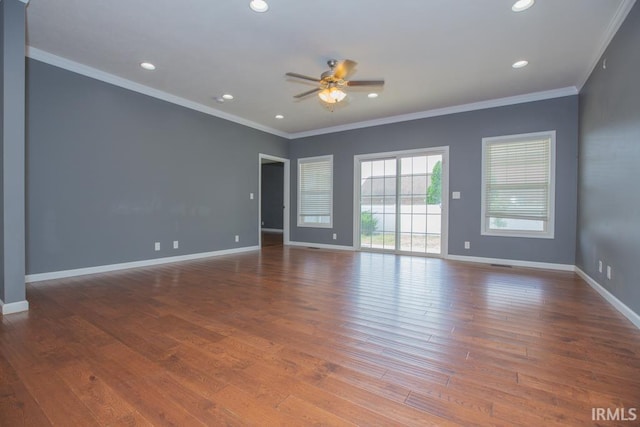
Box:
[275,114,284,119]
[222,94,234,100]
[249,0,269,12]
[512,0,534,12]
[367,93,379,99]
[214,96,225,103]
[512,60,529,69]
[140,62,156,71]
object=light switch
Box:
[452,191,461,199]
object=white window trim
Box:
[481,131,556,239]
[297,155,333,228]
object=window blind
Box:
[298,156,333,226]
[484,137,551,221]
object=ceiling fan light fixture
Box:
[249,0,269,12]
[318,87,346,104]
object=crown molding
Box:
[577,0,636,91]
[26,47,289,139]
[288,86,578,139]
[27,48,581,141]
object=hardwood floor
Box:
[261,231,283,247]
[2,246,640,426]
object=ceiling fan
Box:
[286,59,384,104]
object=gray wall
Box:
[577,3,640,314]
[26,59,288,274]
[1,0,27,304]
[261,162,284,229]
[290,96,579,265]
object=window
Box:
[481,131,555,238]
[298,155,333,228]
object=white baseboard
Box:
[25,246,260,283]
[575,267,640,329]
[261,228,284,233]
[445,254,575,271]
[287,241,355,251]
[1,299,29,315]
[20,243,640,331]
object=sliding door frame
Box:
[353,146,449,257]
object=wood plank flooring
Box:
[261,231,283,248]
[2,246,640,426]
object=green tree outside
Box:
[427,160,442,205]
[360,211,378,236]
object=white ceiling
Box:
[24,0,635,138]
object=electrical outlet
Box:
[607,265,612,280]
[235,235,239,242]
[333,233,337,240]
[598,260,603,273]
[464,241,470,249]
[154,242,160,251]
[173,240,179,249]
[250,193,254,200]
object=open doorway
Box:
[259,154,290,248]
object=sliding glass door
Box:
[357,149,447,256]
[360,158,397,250]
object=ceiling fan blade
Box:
[294,87,321,98]
[333,59,357,80]
[346,79,385,87]
[286,72,320,82]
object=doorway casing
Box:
[258,154,290,246]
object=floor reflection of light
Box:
[352,253,448,325]
[482,273,545,311]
